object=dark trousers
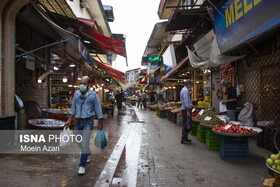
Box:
[182,109,192,141]
[117,100,122,111]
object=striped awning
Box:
[38,0,76,19]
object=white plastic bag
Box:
[219,101,227,113]
[238,102,254,127]
[59,127,72,147]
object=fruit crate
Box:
[196,124,206,142]
[206,138,220,150]
[220,136,249,160]
[206,129,220,150]
[190,121,199,136]
[206,128,220,139]
[159,110,167,118]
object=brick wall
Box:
[15,19,50,109]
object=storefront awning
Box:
[159,56,189,82]
[38,0,76,19]
[33,3,95,66]
[94,60,125,83]
[166,8,208,32]
[78,18,126,57]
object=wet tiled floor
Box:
[0,107,274,186]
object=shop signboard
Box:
[214,0,280,53]
[193,29,215,59]
[141,56,162,65]
[162,45,177,74]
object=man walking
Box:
[180,79,193,144]
[65,76,103,175]
[221,78,237,121]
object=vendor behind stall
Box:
[221,79,237,121]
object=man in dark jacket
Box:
[221,79,237,121]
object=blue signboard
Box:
[214,0,280,53]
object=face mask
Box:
[80,84,88,93]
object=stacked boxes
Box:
[206,129,220,150]
[197,124,206,142]
[190,121,199,135]
[159,110,167,118]
[220,136,248,160]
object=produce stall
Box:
[265,153,280,186]
[212,124,262,160]
[192,109,224,143]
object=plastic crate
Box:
[196,124,206,142]
[220,136,249,160]
[197,131,206,142]
[206,129,220,150]
[206,138,220,150]
[159,110,167,118]
[206,129,220,139]
[197,124,206,133]
[190,121,199,135]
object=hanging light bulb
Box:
[37,79,42,83]
[69,63,75,67]
[53,66,59,71]
[63,76,68,83]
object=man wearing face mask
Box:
[221,78,237,121]
[180,79,193,144]
[65,76,103,175]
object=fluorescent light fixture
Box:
[69,63,75,67]
[68,85,73,87]
[84,40,90,44]
[63,76,68,83]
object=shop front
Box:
[214,0,280,124]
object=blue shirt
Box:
[69,90,103,119]
[180,86,193,110]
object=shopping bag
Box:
[94,130,107,149]
[59,127,72,147]
[219,101,227,113]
